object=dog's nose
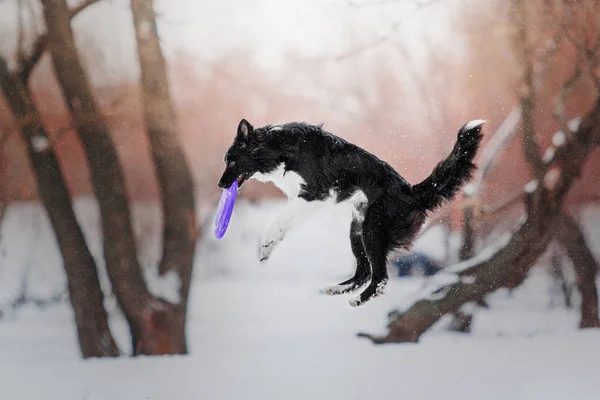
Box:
[217,174,228,189]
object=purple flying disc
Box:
[214,179,238,239]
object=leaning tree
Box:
[359,0,600,343]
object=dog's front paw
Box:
[259,225,284,262]
[259,240,277,262]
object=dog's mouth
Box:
[237,173,251,187]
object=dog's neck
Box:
[251,163,305,199]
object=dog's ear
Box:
[237,119,254,141]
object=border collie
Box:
[218,119,484,306]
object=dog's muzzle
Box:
[218,172,251,189]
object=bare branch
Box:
[16,0,26,64]
[559,1,600,91]
[552,99,600,199]
[322,0,441,61]
[582,32,600,91]
[18,0,102,83]
[480,191,523,217]
[532,35,562,91]
[553,55,583,139]
[326,20,404,61]
[510,0,546,180]
[18,34,47,83]
[69,0,101,17]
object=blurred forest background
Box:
[0,0,599,395]
[2,0,598,206]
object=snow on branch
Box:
[524,179,539,193]
[543,118,581,164]
[145,269,182,305]
[552,131,566,147]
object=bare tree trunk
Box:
[459,202,475,261]
[550,245,573,309]
[41,0,186,354]
[449,195,477,333]
[0,57,119,358]
[556,214,600,328]
[131,0,196,304]
[512,0,545,181]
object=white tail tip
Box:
[464,119,487,130]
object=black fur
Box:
[413,122,484,210]
[218,119,484,306]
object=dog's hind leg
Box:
[259,197,320,262]
[349,202,389,307]
[324,218,371,295]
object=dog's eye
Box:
[227,160,236,167]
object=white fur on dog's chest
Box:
[251,163,368,221]
[251,163,305,199]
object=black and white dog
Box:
[218,119,484,306]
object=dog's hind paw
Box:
[348,297,363,307]
[375,279,388,296]
[324,284,352,296]
[349,279,388,307]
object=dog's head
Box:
[218,119,282,189]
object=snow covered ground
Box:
[0,199,599,399]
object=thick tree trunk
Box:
[550,245,573,309]
[448,197,477,333]
[41,0,186,354]
[459,203,475,261]
[556,214,600,328]
[358,96,600,344]
[0,57,119,358]
[131,0,196,303]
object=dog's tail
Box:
[412,120,485,212]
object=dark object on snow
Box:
[392,252,443,277]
